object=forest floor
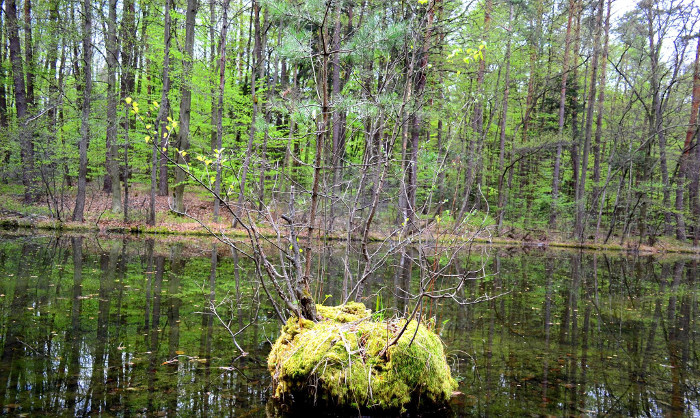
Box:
[1,182,700,255]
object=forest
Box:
[0,0,700,248]
[1,0,700,414]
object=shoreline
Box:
[3,214,700,256]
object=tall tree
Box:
[458,0,490,222]
[592,0,611,238]
[159,1,173,197]
[235,0,261,222]
[496,1,514,231]
[549,0,577,229]
[683,36,700,243]
[106,0,122,213]
[0,0,9,130]
[574,0,604,241]
[173,0,199,213]
[72,0,92,221]
[23,0,35,109]
[153,0,174,221]
[5,0,33,203]
[213,0,231,221]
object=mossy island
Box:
[267,302,457,414]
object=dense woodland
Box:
[1,0,700,245]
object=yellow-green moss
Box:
[267,303,457,413]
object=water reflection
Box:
[0,236,697,416]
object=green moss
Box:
[268,303,457,413]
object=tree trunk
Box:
[647,10,672,237]
[120,0,136,99]
[404,0,437,228]
[550,0,577,229]
[458,0,490,221]
[257,7,269,211]
[681,37,700,242]
[23,0,35,109]
[73,0,92,222]
[158,0,173,197]
[591,0,611,238]
[235,0,260,223]
[106,0,122,214]
[209,0,217,152]
[0,5,7,130]
[173,0,198,213]
[574,0,604,241]
[496,2,513,233]
[214,0,231,221]
[5,0,34,203]
[328,0,344,232]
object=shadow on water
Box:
[0,235,697,416]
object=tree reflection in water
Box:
[0,236,697,416]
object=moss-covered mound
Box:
[267,302,457,413]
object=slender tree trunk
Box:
[106,0,122,214]
[650,43,673,237]
[73,0,92,222]
[23,0,34,109]
[328,0,344,232]
[173,0,198,213]
[120,0,136,99]
[550,0,577,229]
[574,0,604,241]
[0,5,7,130]
[158,0,173,197]
[213,0,231,221]
[458,0,490,221]
[591,0,611,238]
[118,0,136,220]
[406,0,437,228]
[44,0,60,209]
[151,0,173,223]
[209,0,217,151]
[496,2,513,233]
[235,0,260,223]
[6,0,34,203]
[141,5,151,97]
[680,37,700,242]
[257,7,269,211]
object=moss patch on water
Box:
[267,302,457,413]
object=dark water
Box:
[0,235,698,417]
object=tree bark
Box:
[106,0,122,214]
[574,0,604,241]
[72,0,92,222]
[646,6,672,237]
[458,0,490,221]
[257,7,269,211]
[173,0,198,213]
[235,0,261,223]
[120,0,136,98]
[404,0,437,228]
[550,0,577,229]
[213,0,231,221]
[0,4,7,130]
[496,2,514,233]
[684,37,700,243]
[5,0,34,203]
[23,0,35,109]
[328,0,346,231]
[592,0,611,238]
[158,0,173,197]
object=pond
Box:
[0,234,698,416]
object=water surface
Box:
[0,234,697,416]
